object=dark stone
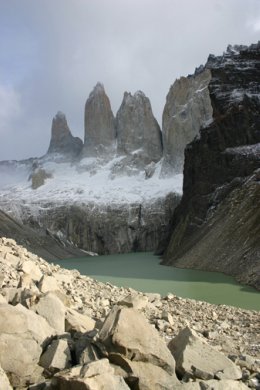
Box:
[47,112,83,158]
[162,42,260,290]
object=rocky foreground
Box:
[0,238,259,390]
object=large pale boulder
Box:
[0,365,12,390]
[116,91,162,164]
[98,306,176,375]
[110,354,178,390]
[0,303,56,387]
[38,275,60,294]
[83,82,116,156]
[199,379,250,389]
[3,251,20,267]
[118,293,148,310]
[33,292,66,333]
[15,303,56,346]
[168,327,242,380]
[18,259,43,282]
[52,359,130,390]
[40,339,71,372]
[65,308,95,333]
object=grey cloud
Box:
[0,0,259,160]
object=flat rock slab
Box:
[65,308,95,333]
[40,339,71,372]
[0,303,56,387]
[99,306,176,375]
[168,327,242,380]
[53,359,130,390]
[0,365,12,390]
[33,292,65,333]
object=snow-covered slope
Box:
[0,156,182,254]
[0,156,182,218]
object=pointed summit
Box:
[116,90,162,163]
[47,111,83,157]
[83,83,116,156]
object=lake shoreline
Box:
[53,252,260,312]
[0,237,260,389]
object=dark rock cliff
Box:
[47,111,83,158]
[163,43,260,289]
[0,210,85,260]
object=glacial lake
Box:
[53,252,260,311]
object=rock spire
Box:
[116,90,163,163]
[83,83,116,156]
[47,111,83,158]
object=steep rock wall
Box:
[163,43,260,289]
[116,91,163,165]
[161,68,212,175]
[83,83,116,157]
[19,194,180,255]
[47,112,83,158]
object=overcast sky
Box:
[0,0,259,161]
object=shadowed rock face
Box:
[83,83,116,157]
[116,91,163,164]
[162,43,260,289]
[161,68,213,175]
[47,112,83,158]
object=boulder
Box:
[0,365,12,390]
[3,251,20,267]
[31,168,52,190]
[38,275,60,294]
[118,293,148,310]
[168,327,242,380]
[110,354,179,389]
[83,82,116,156]
[98,306,176,376]
[18,259,43,282]
[65,308,95,333]
[0,303,55,346]
[199,379,250,389]
[52,359,130,390]
[40,339,71,373]
[0,303,55,386]
[33,292,66,333]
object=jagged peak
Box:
[87,82,108,102]
[134,90,146,99]
[122,90,147,105]
[54,111,66,121]
[93,82,105,92]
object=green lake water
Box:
[53,252,260,311]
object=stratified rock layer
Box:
[116,91,163,164]
[47,112,83,158]
[161,68,212,174]
[163,43,260,289]
[21,194,180,255]
[83,83,116,156]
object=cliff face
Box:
[161,68,212,175]
[4,193,180,255]
[163,43,260,289]
[47,111,83,158]
[116,91,163,164]
[83,83,116,157]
